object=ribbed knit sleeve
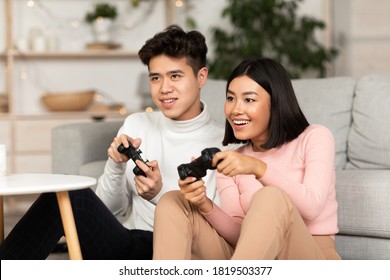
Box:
[201,202,242,246]
[95,158,129,216]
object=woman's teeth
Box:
[233,120,250,125]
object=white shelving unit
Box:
[0,0,170,174]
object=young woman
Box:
[153,58,341,260]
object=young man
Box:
[0,25,224,260]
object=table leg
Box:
[56,191,83,260]
[0,196,3,244]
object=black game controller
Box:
[117,143,149,177]
[177,147,221,180]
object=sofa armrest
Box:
[51,121,122,175]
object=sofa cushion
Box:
[336,170,390,239]
[292,77,356,169]
[346,74,390,169]
[336,235,390,260]
[201,79,227,127]
[79,160,106,180]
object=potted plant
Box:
[85,3,118,42]
[85,3,118,23]
[208,0,339,79]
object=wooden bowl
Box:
[41,90,96,111]
[0,94,8,112]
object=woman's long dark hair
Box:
[222,58,309,149]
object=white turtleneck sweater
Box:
[96,102,224,231]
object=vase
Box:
[92,17,113,43]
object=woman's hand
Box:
[178,177,213,213]
[212,150,267,179]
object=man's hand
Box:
[134,160,163,201]
[107,134,142,163]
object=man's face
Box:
[148,54,207,121]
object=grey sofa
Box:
[52,74,390,260]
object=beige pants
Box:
[153,187,341,260]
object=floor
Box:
[3,194,69,260]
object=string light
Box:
[15,0,155,91]
[175,0,184,8]
[71,19,81,28]
[20,69,28,80]
[27,0,35,7]
[14,0,194,109]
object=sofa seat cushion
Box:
[347,74,390,169]
[292,77,356,169]
[336,170,390,238]
[336,235,390,260]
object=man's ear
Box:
[197,67,208,88]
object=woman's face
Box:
[224,75,271,151]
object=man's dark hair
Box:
[222,58,309,149]
[138,25,207,75]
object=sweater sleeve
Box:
[95,121,131,216]
[201,172,245,246]
[95,158,130,216]
[260,125,335,221]
[201,202,242,246]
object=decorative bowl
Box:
[0,94,8,112]
[41,90,96,111]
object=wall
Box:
[1,0,167,114]
[1,0,389,115]
[333,0,390,77]
[179,0,334,77]
[190,0,390,79]
[0,0,5,95]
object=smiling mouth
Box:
[233,119,250,126]
[161,98,177,104]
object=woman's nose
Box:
[232,101,243,114]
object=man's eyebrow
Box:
[168,70,184,75]
[148,70,184,77]
[148,72,159,77]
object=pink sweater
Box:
[202,124,339,246]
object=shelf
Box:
[1,0,156,174]
[10,49,139,59]
[0,109,132,120]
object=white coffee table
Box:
[0,173,97,260]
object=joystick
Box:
[177,147,221,180]
[117,143,149,176]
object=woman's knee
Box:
[252,186,286,201]
[250,186,292,211]
[156,190,187,213]
[159,190,181,204]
